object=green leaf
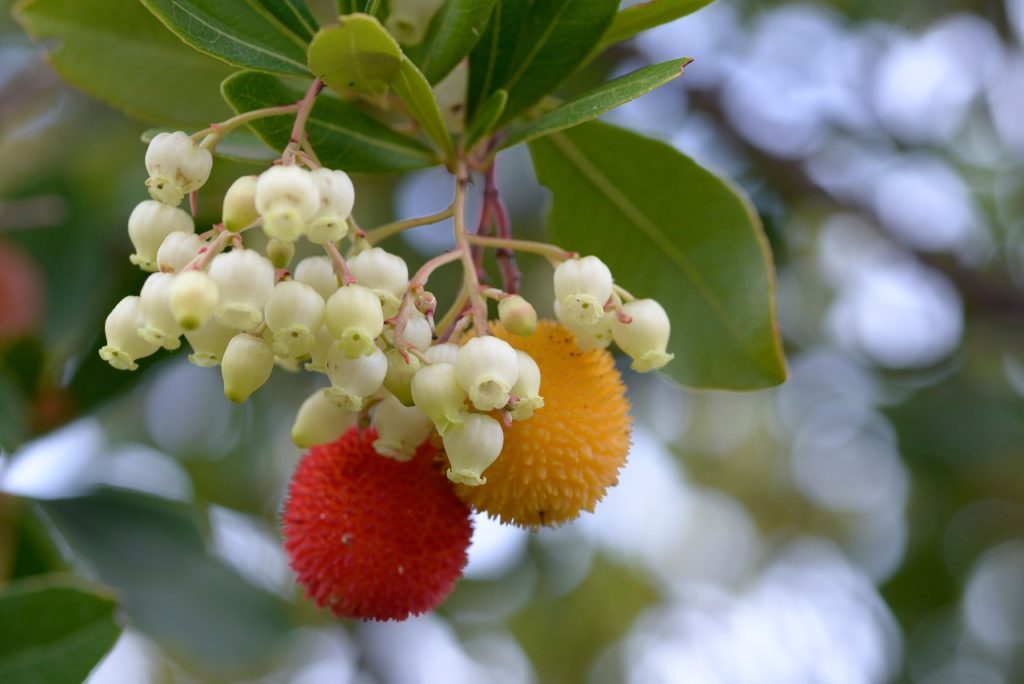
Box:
[139,0,312,75]
[529,121,786,389]
[466,0,528,118]
[491,0,619,125]
[337,0,359,13]
[222,71,439,173]
[465,88,506,151]
[0,575,121,684]
[12,0,235,126]
[307,13,402,98]
[392,57,455,158]
[142,127,276,163]
[404,0,497,84]
[502,58,690,149]
[256,0,320,43]
[599,0,716,50]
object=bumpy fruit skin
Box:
[282,427,473,621]
[454,321,632,527]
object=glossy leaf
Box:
[392,57,455,158]
[12,0,235,126]
[492,0,619,125]
[502,58,690,149]
[142,127,276,163]
[599,0,716,50]
[466,0,527,118]
[139,0,311,75]
[256,0,319,42]
[405,0,497,84]
[0,575,120,684]
[222,71,439,173]
[530,121,786,389]
[465,88,507,151]
[307,13,402,98]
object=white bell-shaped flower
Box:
[255,166,319,243]
[222,175,259,232]
[432,59,467,133]
[99,296,161,371]
[324,344,387,410]
[383,349,420,406]
[386,0,445,45]
[156,231,204,273]
[554,299,614,351]
[169,270,219,331]
[207,249,275,330]
[411,362,466,433]
[291,389,356,448]
[138,272,183,349]
[304,325,335,373]
[221,333,274,402]
[371,393,433,461]
[325,283,384,358]
[424,342,459,365]
[294,255,338,301]
[184,317,236,367]
[128,200,195,272]
[145,131,213,206]
[306,168,354,244]
[442,412,504,486]
[498,295,537,337]
[265,239,295,269]
[347,248,408,317]
[510,351,544,421]
[265,280,325,358]
[383,312,432,352]
[553,255,614,325]
[610,298,674,372]
[455,335,519,411]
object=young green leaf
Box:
[139,0,313,75]
[13,0,235,126]
[465,88,507,151]
[222,71,439,173]
[530,121,786,390]
[0,575,121,684]
[307,13,403,98]
[392,57,456,159]
[403,0,497,85]
[502,58,690,149]
[599,0,716,51]
[466,0,527,119]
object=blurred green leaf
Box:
[598,0,715,50]
[139,0,313,75]
[222,71,439,173]
[336,0,359,13]
[0,574,121,684]
[307,13,402,98]
[404,0,497,84]
[12,0,235,126]
[529,121,786,389]
[465,88,506,150]
[1,501,67,580]
[392,57,455,158]
[502,58,690,149]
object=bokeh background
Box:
[2,0,1024,682]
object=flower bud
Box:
[347,248,408,317]
[99,296,161,370]
[455,335,519,411]
[184,317,237,367]
[255,166,319,242]
[411,362,466,433]
[265,238,295,269]
[221,333,274,402]
[128,200,195,271]
[371,393,433,461]
[265,280,325,358]
[138,272,183,349]
[432,59,467,134]
[304,325,335,373]
[553,255,613,325]
[207,249,275,330]
[510,351,544,421]
[554,299,613,351]
[291,389,356,448]
[145,131,213,206]
[383,313,432,352]
[222,175,259,232]
[156,231,204,273]
[383,349,421,406]
[306,168,354,245]
[386,0,445,45]
[610,299,674,372]
[442,412,504,486]
[294,255,338,301]
[324,344,387,410]
[424,342,459,365]
[169,270,219,331]
[498,295,537,337]
[325,284,384,358]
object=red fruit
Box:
[282,426,473,621]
